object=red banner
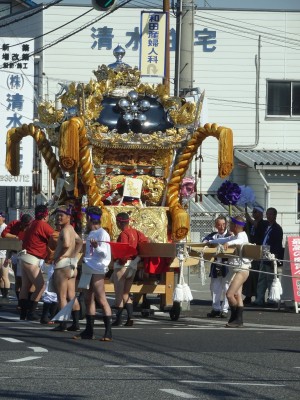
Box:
[287,237,300,303]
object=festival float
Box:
[5,46,235,319]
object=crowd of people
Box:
[0,205,150,341]
[0,204,284,333]
[204,207,284,328]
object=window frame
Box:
[266,79,300,120]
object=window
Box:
[267,80,300,117]
[0,2,11,18]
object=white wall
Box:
[2,5,300,222]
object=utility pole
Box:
[174,0,195,96]
[163,0,170,94]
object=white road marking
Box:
[7,356,42,363]
[160,389,197,398]
[105,365,203,368]
[28,347,48,353]
[1,312,300,331]
[181,380,285,387]
[0,337,23,343]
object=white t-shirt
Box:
[83,228,111,273]
[209,231,251,265]
[0,223,7,259]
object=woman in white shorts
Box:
[209,216,251,328]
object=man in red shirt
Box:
[18,205,54,320]
[112,212,148,327]
[2,214,33,302]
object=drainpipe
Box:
[257,169,270,209]
[234,35,261,151]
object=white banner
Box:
[0,38,34,186]
[140,11,167,77]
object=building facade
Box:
[0,1,299,236]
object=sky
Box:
[38,0,300,11]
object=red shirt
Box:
[117,226,148,248]
[22,219,54,259]
[2,220,27,241]
[117,226,148,264]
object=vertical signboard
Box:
[281,237,300,313]
[140,11,167,77]
[0,38,34,186]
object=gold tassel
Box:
[6,129,21,176]
[59,118,80,172]
[218,127,233,178]
[170,205,190,241]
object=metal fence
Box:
[189,211,300,243]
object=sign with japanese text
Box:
[89,24,217,53]
[0,38,34,186]
[287,236,300,303]
[140,11,167,77]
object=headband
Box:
[55,209,72,216]
[35,210,49,218]
[87,212,101,221]
[231,217,246,227]
[116,216,130,222]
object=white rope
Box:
[188,249,298,279]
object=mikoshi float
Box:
[5,46,234,320]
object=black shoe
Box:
[112,319,122,326]
[73,331,95,340]
[124,319,134,327]
[67,324,80,332]
[51,323,67,332]
[243,297,252,304]
[207,310,221,318]
[40,318,50,325]
[220,312,228,318]
[27,312,40,321]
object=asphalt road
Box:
[1,275,300,400]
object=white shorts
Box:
[54,258,78,278]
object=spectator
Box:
[52,205,83,332]
[74,206,112,341]
[243,206,268,304]
[208,216,251,328]
[1,214,33,304]
[0,212,8,301]
[253,207,283,306]
[18,205,54,320]
[112,212,148,327]
[203,215,231,318]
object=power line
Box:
[9,8,94,48]
[200,9,300,42]
[194,15,300,51]
[0,0,63,29]
[29,0,134,58]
